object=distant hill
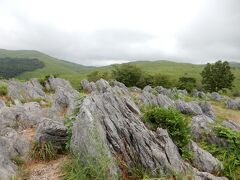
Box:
[0,49,239,90]
[0,49,94,87]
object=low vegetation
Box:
[201,125,240,179]
[142,106,192,160]
[0,83,8,96]
[29,141,57,161]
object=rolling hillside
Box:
[0,49,94,88]
[0,49,239,91]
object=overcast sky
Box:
[0,0,239,66]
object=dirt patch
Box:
[27,155,67,180]
[21,128,36,142]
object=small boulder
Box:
[35,119,68,151]
[189,141,222,173]
[221,120,240,131]
[211,92,222,101]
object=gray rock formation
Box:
[221,120,240,131]
[225,98,240,110]
[71,79,227,179]
[191,115,215,140]
[175,100,203,115]
[189,141,222,173]
[193,90,206,98]
[35,119,68,151]
[7,79,46,101]
[0,100,5,109]
[198,101,216,120]
[157,94,175,108]
[211,92,222,101]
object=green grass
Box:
[1,49,240,91]
[29,141,57,161]
[0,82,8,96]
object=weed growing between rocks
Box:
[201,125,240,179]
[63,93,86,152]
[0,82,8,96]
[10,156,30,180]
[61,154,116,180]
[29,141,57,161]
[142,106,192,160]
[61,113,119,180]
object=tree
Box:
[201,61,235,92]
[153,73,174,88]
[178,76,196,93]
[112,64,142,87]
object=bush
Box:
[87,71,111,82]
[29,141,57,161]
[112,64,143,87]
[201,125,240,179]
[136,73,154,89]
[143,106,191,159]
[178,76,196,93]
[0,83,8,96]
[152,73,175,88]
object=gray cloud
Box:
[0,0,239,66]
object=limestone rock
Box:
[175,100,203,115]
[189,141,222,173]
[211,92,222,101]
[35,119,68,151]
[221,120,240,131]
[198,101,216,120]
[225,98,240,110]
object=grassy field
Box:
[0,49,240,91]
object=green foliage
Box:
[201,61,235,92]
[178,76,196,93]
[61,154,117,180]
[0,57,44,78]
[201,125,240,179]
[29,141,57,161]
[87,71,111,82]
[136,73,154,88]
[64,94,86,152]
[0,83,8,96]
[143,106,191,159]
[10,156,25,166]
[152,73,175,88]
[112,64,143,87]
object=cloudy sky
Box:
[0,0,239,66]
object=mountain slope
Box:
[0,49,94,88]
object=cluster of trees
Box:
[87,60,235,93]
[0,57,44,78]
[87,64,176,89]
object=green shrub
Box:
[10,156,25,166]
[143,106,191,159]
[112,64,143,87]
[152,73,175,88]
[201,125,240,179]
[0,83,8,96]
[87,71,111,82]
[178,76,196,93]
[29,141,57,161]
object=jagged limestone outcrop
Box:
[72,79,227,179]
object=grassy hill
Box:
[0,49,239,91]
[0,49,94,88]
